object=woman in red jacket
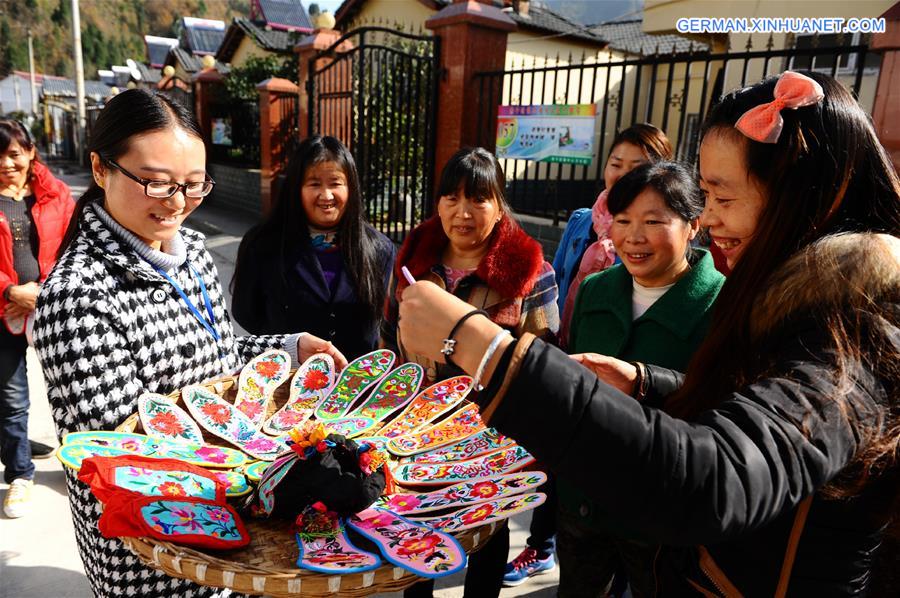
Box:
[0,120,73,518]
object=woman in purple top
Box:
[232,136,395,360]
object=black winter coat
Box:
[232,228,396,361]
[476,233,899,596]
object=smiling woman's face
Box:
[92,126,207,249]
[698,132,768,269]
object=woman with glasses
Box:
[0,120,73,519]
[32,89,347,598]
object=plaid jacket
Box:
[381,215,559,384]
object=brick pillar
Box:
[192,67,223,140]
[258,77,300,215]
[426,0,515,181]
[295,29,355,141]
[872,8,900,173]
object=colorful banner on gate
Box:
[495,104,596,165]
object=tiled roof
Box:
[336,0,605,46]
[135,62,162,84]
[165,47,230,75]
[144,36,179,67]
[256,0,313,31]
[506,2,606,46]
[239,17,300,52]
[182,25,226,55]
[590,19,708,56]
[41,78,111,99]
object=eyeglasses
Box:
[105,159,215,199]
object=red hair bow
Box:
[734,71,824,144]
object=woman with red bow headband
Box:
[396,70,900,596]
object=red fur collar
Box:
[396,215,545,299]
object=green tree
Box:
[223,55,296,101]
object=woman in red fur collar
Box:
[381,147,559,598]
[382,147,558,385]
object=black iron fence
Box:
[308,27,440,242]
[474,35,885,224]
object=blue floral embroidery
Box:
[142,500,241,540]
[114,467,218,500]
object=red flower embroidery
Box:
[237,401,263,420]
[303,369,330,390]
[471,481,499,499]
[158,481,187,497]
[396,533,442,557]
[386,494,421,512]
[255,360,283,379]
[194,446,228,464]
[461,503,494,526]
[148,411,184,437]
[201,403,231,425]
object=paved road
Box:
[0,164,558,598]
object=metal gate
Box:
[308,27,440,242]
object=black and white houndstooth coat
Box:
[34,203,294,597]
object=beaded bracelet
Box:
[441,309,489,366]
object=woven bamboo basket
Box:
[115,373,500,597]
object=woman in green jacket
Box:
[562,161,725,597]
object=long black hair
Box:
[58,89,204,257]
[232,135,387,320]
[667,71,900,497]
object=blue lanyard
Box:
[154,263,220,342]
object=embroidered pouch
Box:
[98,493,250,550]
[78,455,226,503]
[234,350,292,429]
[263,353,336,435]
[315,349,395,420]
[378,376,473,439]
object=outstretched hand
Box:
[569,353,638,397]
[298,333,348,370]
[397,280,476,362]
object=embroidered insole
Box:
[311,416,376,439]
[315,350,395,420]
[347,508,466,579]
[183,385,288,461]
[387,403,484,457]
[376,471,547,514]
[402,428,515,464]
[61,431,247,468]
[346,363,424,423]
[262,353,336,435]
[243,460,268,483]
[393,445,535,487]
[234,350,292,429]
[377,376,473,440]
[409,493,547,532]
[138,393,204,445]
[295,527,381,574]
